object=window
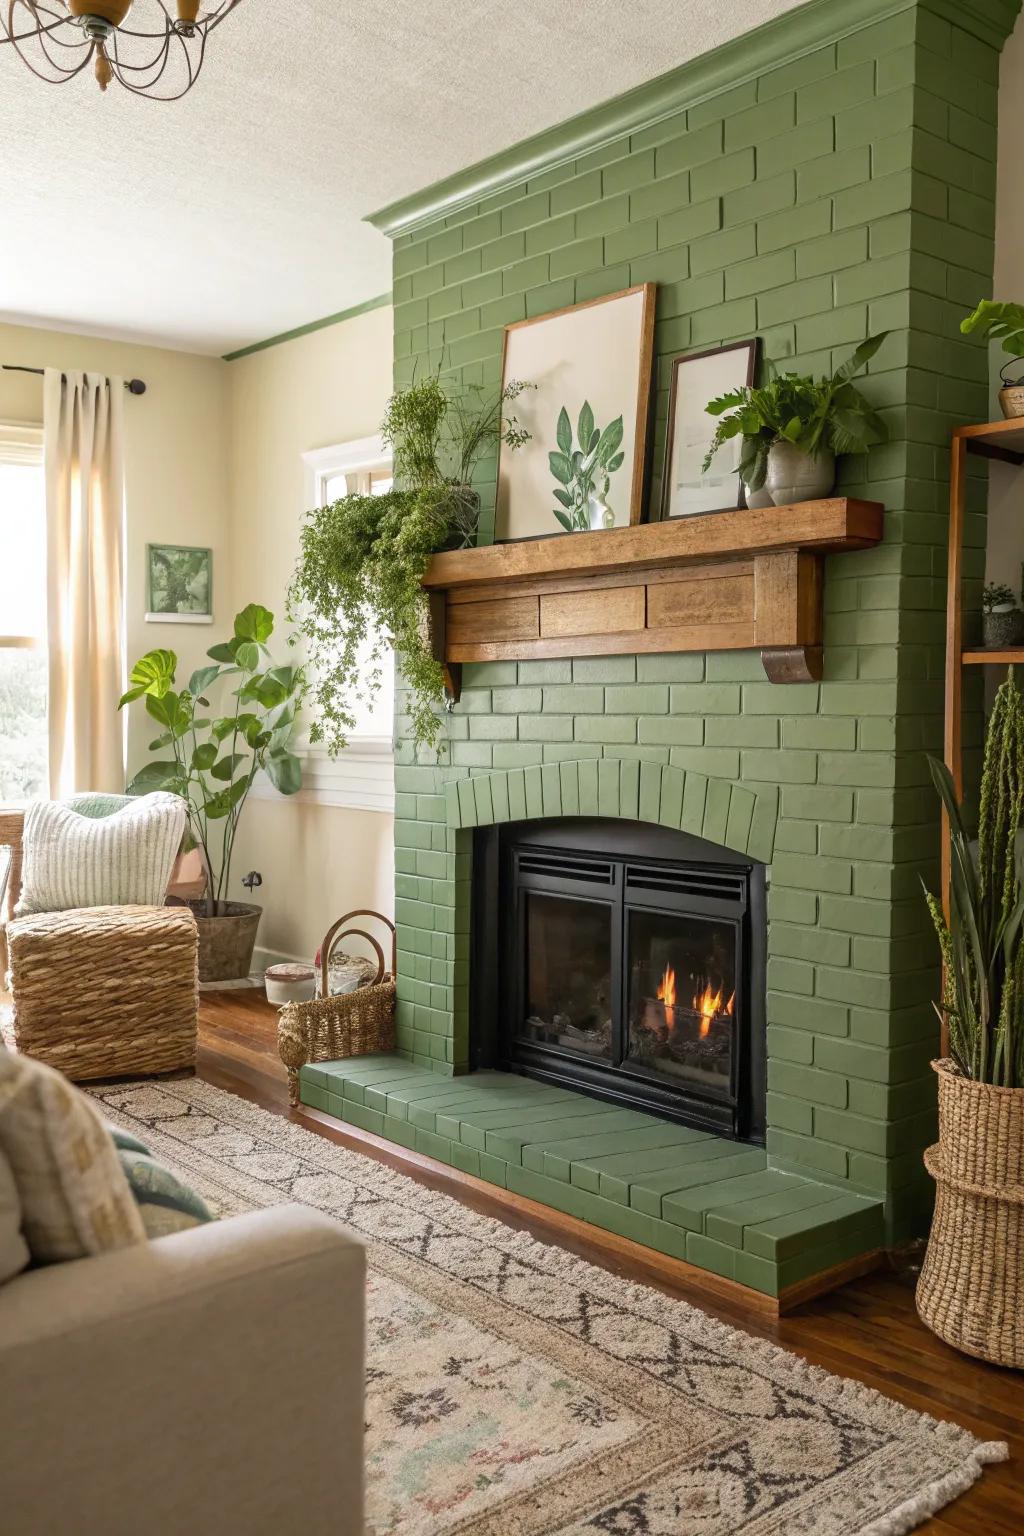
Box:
[302,434,394,747]
[0,425,47,803]
[254,433,394,814]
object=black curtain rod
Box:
[2,364,146,395]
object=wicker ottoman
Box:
[4,904,198,1081]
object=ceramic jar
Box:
[765,442,836,505]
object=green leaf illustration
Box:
[556,407,572,456]
[578,401,594,455]
[549,450,572,485]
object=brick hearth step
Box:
[299,1054,883,1300]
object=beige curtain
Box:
[44,369,126,797]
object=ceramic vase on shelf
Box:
[588,489,616,530]
[765,441,836,506]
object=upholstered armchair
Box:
[0,803,199,1081]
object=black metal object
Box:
[2,364,146,395]
[472,818,766,1143]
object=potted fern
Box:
[702,335,889,506]
[920,668,1024,1366]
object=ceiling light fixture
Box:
[0,1,244,99]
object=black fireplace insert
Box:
[472,819,766,1141]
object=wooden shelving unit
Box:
[423,497,883,701]
[944,417,1024,822]
[943,418,1024,1052]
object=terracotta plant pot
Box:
[982,607,1024,648]
[766,442,836,505]
[917,1060,1024,1368]
[188,900,262,982]
[998,384,1024,420]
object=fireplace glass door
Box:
[626,908,737,1097]
[520,892,613,1062]
[483,820,766,1140]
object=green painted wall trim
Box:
[444,759,780,865]
[222,291,392,362]
[366,0,1018,239]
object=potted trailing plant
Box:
[961,300,1024,419]
[549,402,625,531]
[982,581,1024,648]
[921,670,1024,1367]
[702,334,889,506]
[119,603,303,981]
[381,373,532,550]
[289,376,532,755]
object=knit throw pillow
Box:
[15,792,188,915]
[0,1050,146,1264]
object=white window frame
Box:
[0,423,45,648]
[251,433,395,816]
[0,423,47,806]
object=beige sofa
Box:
[0,1204,366,1536]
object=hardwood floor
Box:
[198,989,1022,1534]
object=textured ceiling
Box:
[0,0,806,355]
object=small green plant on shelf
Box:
[702,334,889,503]
[961,300,1024,387]
[983,582,1017,613]
[549,402,624,531]
[924,668,1024,1087]
[289,374,533,755]
[118,604,303,918]
[981,582,1024,649]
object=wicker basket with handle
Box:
[916,1058,1024,1368]
[277,909,396,1107]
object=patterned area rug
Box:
[89,1077,1006,1536]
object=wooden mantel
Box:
[422,498,883,695]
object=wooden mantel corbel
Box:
[421,498,883,696]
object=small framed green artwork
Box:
[145,543,213,624]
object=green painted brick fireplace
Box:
[331,0,1020,1271]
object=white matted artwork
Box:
[495,284,656,541]
[661,340,760,519]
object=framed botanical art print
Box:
[145,543,213,624]
[494,283,656,541]
[661,339,761,519]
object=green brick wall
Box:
[385,0,1017,1245]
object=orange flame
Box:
[692,980,734,1038]
[656,964,676,1024]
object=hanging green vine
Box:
[288,374,533,755]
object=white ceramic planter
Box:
[766,442,836,505]
[743,480,775,510]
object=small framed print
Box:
[661,339,761,519]
[145,543,213,624]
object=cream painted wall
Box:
[225,305,395,964]
[985,13,1024,591]
[0,320,230,770]
[0,305,396,970]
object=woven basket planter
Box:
[917,1059,1024,1368]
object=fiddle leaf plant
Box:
[118,604,303,917]
[961,300,1024,385]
